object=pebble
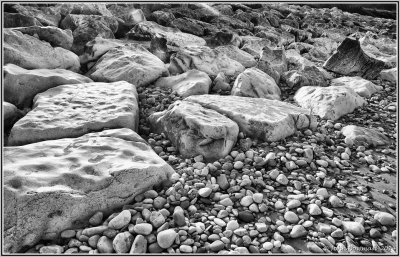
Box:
[133,223,153,235]
[130,235,147,253]
[331,228,344,238]
[173,206,186,226]
[157,229,177,249]
[252,193,263,203]
[281,244,296,253]
[150,211,166,228]
[287,199,301,209]
[209,240,225,252]
[108,210,131,230]
[97,236,114,253]
[240,196,254,206]
[198,187,213,197]
[60,229,76,239]
[179,245,192,253]
[238,211,255,222]
[220,198,234,206]
[342,221,365,236]
[89,211,103,226]
[290,225,307,238]
[374,212,395,226]
[284,211,299,224]
[316,188,329,199]
[307,242,324,253]
[113,232,134,253]
[39,245,64,254]
[308,204,322,216]
[226,220,240,231]
[276,174,289,185]
[328,195,344,207]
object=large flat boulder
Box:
[8,82,139,146]
[149,101,239,161]
[294,86,366,121]
[4,29,80,72]
[88,44,168,87]
[330,76,382,98]
[341,125,390,147]
[323,37,387,80]
[4,64,93,109]
[169,46,245,77]
[231,67,281,100]
[4,128,175,253]
[11,26,73,50]
[185,95,316,142]
[60,14,119,55]
[154,70,211,97]
[127,21,206,47]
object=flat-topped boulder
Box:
[149,101,239,161]
[341,125,390,147]
[185,95,316,142]
[232,67,281,100]
[331,76,382,98]
[168,45,245,77]
[323,37,387,80]
[4,29,80,72]
[88,44,168,87]
[127,21,206,47]
[154,70,211,97]
[8,81,139,146]
[294,86,366,121]
[4,128,175,253]
[4,64,93,109]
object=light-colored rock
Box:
[215,45,257,68]
[276,174,288,185]
[157,229,177,249]
[113,232,134,253]
[128,21,205,47]
[108,210,131,230]
[169,45,245,77]
[129,235,147,253]
[149,100,239,161]
[342,221,365,236]
[284,211,299,224]
[231,67,281,100]
[154,70,211,97]
[290,225,307,238]
[8,82,139,146]
[88,44,168,87]
[185,95,316,142]
[380,68,397,83]
[4,64,92,109]
[256,46,287,82]
[133,223,153,235]
[308,204,322,216]
[97,236,114,253]
[331,76,382,98]
[39,245,64,254]
[212,72,231,92]
[374,212,395,226]
[341,125,390,147]
[4,128,174,253]
[4,29,79,72]
[294,86,366,120]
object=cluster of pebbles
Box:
[30,73,397,254]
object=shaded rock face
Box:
[11,26,73,50]
[4,128,175,253]
[127,21,206,47]
[294,86,366,121]
[60,14,119,55]
[79,37,129,65]
[154,70,211,97]
[3,102,23,130]
[56,3,114,17]
[169,45,245,77]
[215,45,257,68]
[256,46,287,82]
[10,4,61,26]
[341,125,390,147]
[323,37,387,80]
[185,95,316,142]
[232,67,281,100]
[8,82,139,146]
[331,76,382,98]
[240,36,278,57]
[4,29,80,72]
[149,101,239,161]
[88,44,168,87]
[210,30,242,47]
[150,36,169,63]
[4,64,93,109]
[4,12,42,28]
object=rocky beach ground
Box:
[2,2,398,254]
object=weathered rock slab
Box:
[4,29,80,72]
[341,125,390,147]
[154,70,211,97]
[149,100,239,160]
[331,76,382,98]
[4,128,175,253]
[215,45,257,68]
[4,64,93,109]
[8,82,139,146]
[294,86,366,121]
[88,44,168,87]
[185,95,316,142]
[232,67,281,100]
[169,46,245,77]
[323,37,387,80]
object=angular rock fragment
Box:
[154,70,211,97]
[341,125,390,147]
[169,45,245,77]
[4,128,174,253]
[149,101,239,161]
[212,72,231,92]
[231,68,281,100]
[4,64,92,109]
[215,45,257,68]
[256,46,287,82]
[185,95,316,142]
[127,21,205,47]
[323,37,387,80]
[331,76,382,98]
[4,29,80,72]
[150,36,169,63]
[8,82,139,145]
[380,68,397,83]
[11,4,61,26]
[294,86,366,120]
[88,44,168,87]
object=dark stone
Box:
[238,211,255,222]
